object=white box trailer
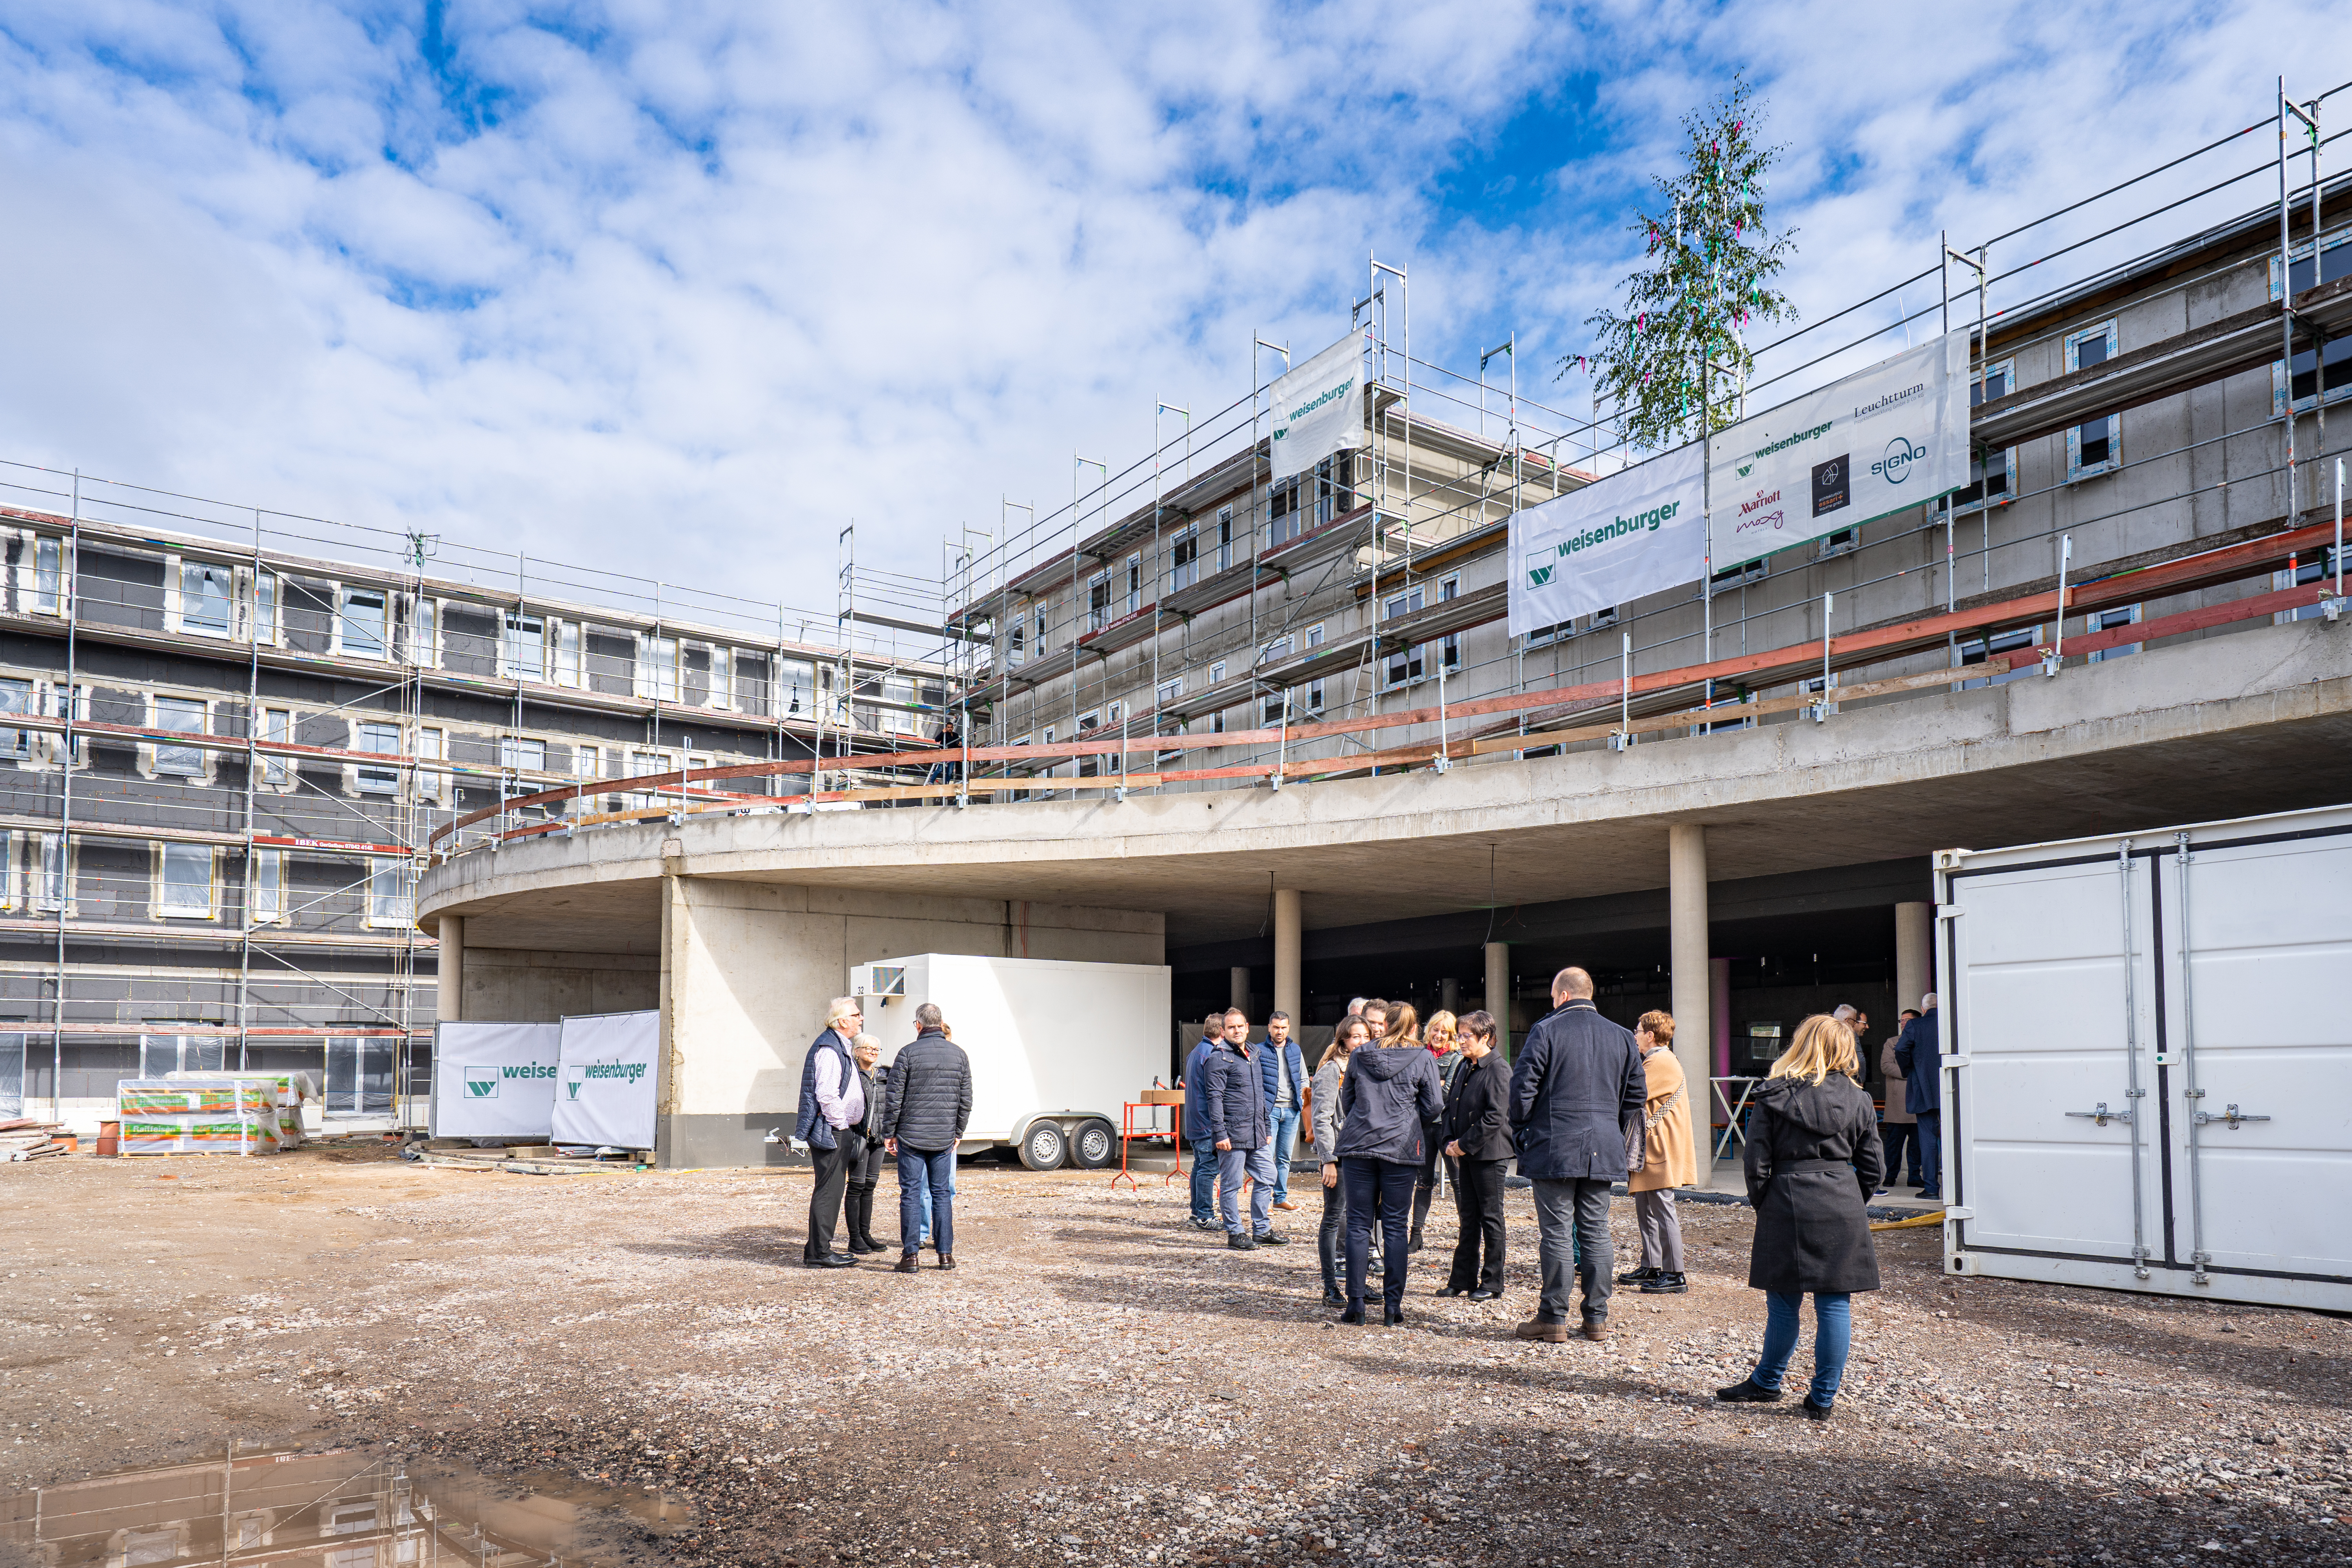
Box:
[1935,801,2352,1312]
[848,953,1172,1171]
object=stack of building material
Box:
[0,1116,69,1160]
[117,1078,281,1156]
[165,1070,313,1149]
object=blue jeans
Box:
[916,1160,959,1245]
[896,1147,956,1256]
[1218,1142,1277,1235]
[1914,1112,1942,1198]
[1189,1138,1220,1223]
[1270,1105,1301,1200]
[1753,1290,1852,1405]
[1342,1158,1416,1311]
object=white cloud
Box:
[0,0,2342,646]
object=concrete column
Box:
[1230,966,1252,1017]
[1895,900,1934,1017]
[1439,976,1461,1015]
[1273,889,1302,1026]
[1668,824,1712,1118]
[436,916,464,1022]
[1709,956,1732,1078]
[1484,941,1512,1057]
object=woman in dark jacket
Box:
[1718,1014,1884,1419]
[843,1035,886,1254]
[1438,1010,1513,1301]
[1312,1016,1370,1306]
[1334,1029,1445,1326]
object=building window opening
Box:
[155,697,207,778]
[339,588,387,657]
[159,842,213,919]
[1171,529,1201,591]
[2064,322,2120,479]
[181,563,234,636]
[356,721,403,795]
[503,612,547,680]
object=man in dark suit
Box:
[1508,967,1646,1343]
[1892,995,1944,1200]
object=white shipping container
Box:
[848,953,1172,1171]
[1935,801,2352,1312]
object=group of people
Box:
[1183,969,1929,1419]
[795,995,974,1272]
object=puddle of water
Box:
[0,1441,692,1568]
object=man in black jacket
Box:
[1203,1011,1284,1249]
[1891,995,1943,1200]
[881,1003,973,1272]
[1508,967,1645,1343]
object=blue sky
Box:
[0,1,2343,633]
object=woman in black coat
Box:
[1334,1031,1445,1327]
[1718,1013,1883,1420]
[1437,1010,1514,1300]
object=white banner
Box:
[1708,331,1969,561]
[550,1011,661,1151]
[1269,334,1366,481]
[1508,443,1706,635]
[430,1022,564,1139]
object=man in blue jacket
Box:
[1204,1010,1285,1249]
[1892,995,1944,1200]
[1509,967,1644,1342]
[1183,1014,1226,1230]
[1258,1011,1309,1211]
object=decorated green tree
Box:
[1568,77,1798,452]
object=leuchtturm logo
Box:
[1811,455,1851,517]
[463,1066,499,1100]
[1871,438,1926,484]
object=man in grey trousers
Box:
[1507,967,1646,1343]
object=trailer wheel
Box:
[1018,1120,1069,1171]
[1069,1118,1117,1170]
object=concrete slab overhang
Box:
[419,618,2352,953]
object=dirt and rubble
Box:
[2,1144,2346,1566]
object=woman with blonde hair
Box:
[1311,1015,1371,1305]
[1718,1013,1884,1420]
[1618,1011,1697,1294]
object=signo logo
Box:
[1871,438,1927,485]
[463,1066,499,1100]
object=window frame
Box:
[1945,357,2020,515]
[178,560,235,638]
[365,856,413,929]
[153,695,209,779]
[157,841,217,920]
[355,722,403,795]
[2063,321,2121,481]
[249,846,285,926]
[338,586,389,659]
[1383,586,1428,688]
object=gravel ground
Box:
[2,1146,2347,1567]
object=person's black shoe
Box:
[1323,1289,1347,1308]
[1468,1288,1503,1302]
[1252,1230,1290,1246]
[1615,1265,1662,1286]
[1641,1271,1689,1294]
[806,1253,857,1270]
[1339,1304,1365,1324]
[1382,1306,1405,1328]
[1435,1285,1467,1298]
[1715,1378,1782,1403]
[1226,1232,1257,1251]
[1406,1230,1425,1253]
[1801,1396,1835,1421]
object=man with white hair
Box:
[794,996,866,1269]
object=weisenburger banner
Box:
[1269,334,1367,482]
[1507,443,1706,635]
[430,1021,564,1139]
[550,1010,661,1151]
[1708,331,1969,560]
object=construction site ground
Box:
[2,1145,2345,1568]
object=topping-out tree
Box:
[1568,76,1798,452]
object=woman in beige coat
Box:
[1619,1010,1696,1294]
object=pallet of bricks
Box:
[117,1076,300,1156]
[166,1071,312,1151]
[0,1116,71,1161]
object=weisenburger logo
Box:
[463,1066,500,1100]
